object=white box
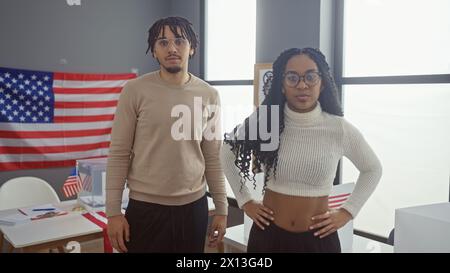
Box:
[394,202,450,253]
[76,157,129,209]
[77,158,108,208]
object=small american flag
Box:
[0,67,136,171]
[81,173,93,192]
[62,167,82,198]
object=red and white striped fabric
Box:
[0,67,136,171]
[82,211,113,253]
[328,193,351,209]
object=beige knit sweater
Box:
[106,71,228,217]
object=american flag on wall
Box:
[0,67,136,171]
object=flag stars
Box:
[38,101,44,106]
[31,85,37,90]
[1,110,6,115]
[38,90,44,96]
[37,81,43,86]
[38,111,44,117]
[32,95,38,101]
[18,74,24,79]
[0,77,4,82]
[25,111,31,116]
[26,90,32,95]
[19,95,25,100]
[24,80,30,85]
[31,75,37,80]
[12,99,18,105]
[4,73,11,78]
[19,105,25,111]
[44,106,50,112]
[43,86,49,91]
[32,106,38,111]
[44,95,51,101]
[6,83,12,88]
[5,94,11,99]
[32,116,37,122]
[13,110,19,116]
[12,89,19,94]
[44,75,50,81]
[7,115,13,121]
[19,84,25,89]
[11,78,17,84]
[44,116,50,122]
[25,100,31,106]
[6,104,12,110]
[0,99,4,104]
[19,116,26,122]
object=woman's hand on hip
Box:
[242,200,275,230]
[309,208,353,239]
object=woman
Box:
[221,47,382,253]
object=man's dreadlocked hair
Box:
[145,16,198,57]
[224,47,343,193]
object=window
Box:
[203,0,257,199]
[214,85,254,133]
[343,0,450,77]
[205,0,256,81]
[340,0,450,238]
[342,84,450,236]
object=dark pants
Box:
[247,222,341,253]
[124,195,208,253]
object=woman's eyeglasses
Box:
[283,71,321,87]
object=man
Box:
[105,16,228,253]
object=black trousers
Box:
[247,222,341,253]
[124,195,208,253]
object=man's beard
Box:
[156,57,183,74]
[164,65,182,74]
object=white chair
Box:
[0,176,60,210]
[0,176,61,253]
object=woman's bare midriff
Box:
[263,189,329,232]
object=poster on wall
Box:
[252,63,273,173]
[253,63,273,106]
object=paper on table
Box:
[0,213,30,226]
[18,203,67,220]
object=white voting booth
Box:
[394,202,450,253]
[243,173,355,252]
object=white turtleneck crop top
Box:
[221,103,382,218]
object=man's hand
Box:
[208,215,227,248]
[107,214,130,253]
